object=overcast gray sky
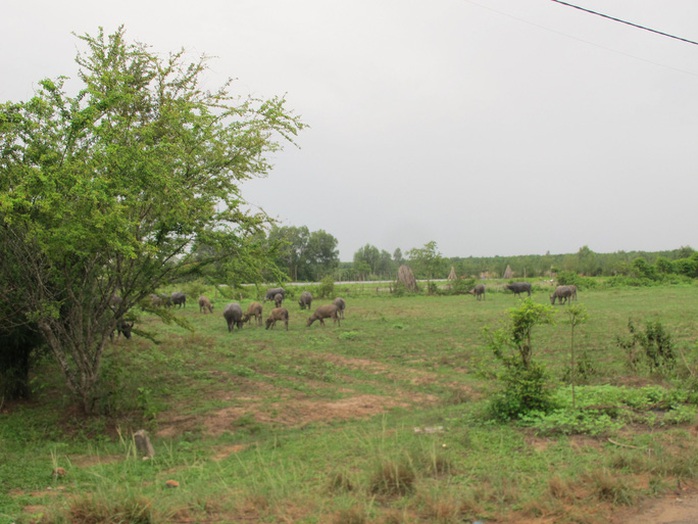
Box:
[2,1,697,261]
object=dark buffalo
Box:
[298,291,313,310]
[109,295,133,340]
[274,293,283,308]
[505,282,532,297]
[223,303,244,332]
[550,285,574,305]
[265,287,286,301]
[111,319,134,340]
[568,285,578,301]
[171,292,186,308]
[467,284,486,301]
[332,297,346,319]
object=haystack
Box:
[447,266,457,281]
[503,264,514,279]
[397,265,418,292]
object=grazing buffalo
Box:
[265,307,289,330]
[568,285,578,301]
[307,304,341,327]
[505,282,532,297]
[109,295,133,340]
[332,297,346,319]
[265,287,286,301]
[298,291,313,310]
[171,292,186,308]
[111,319,134,340]
[274,293,284,308]
[467,284,486,301]
[550,285,575,305]
[223,303,244,332]
[242,302,263,326]
[149,293,171,308]
[198,295,213,314]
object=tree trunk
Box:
[38,317,109,414]
[0,326,42,400]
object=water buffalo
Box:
[505,282,532,297]
[307,304,341,327]
[265,307,289,330]
[550,285,574,305]
[198,295,213,314]
[298,291,313,310]
[242,302,263,326]
[111,319,134,340]
[274,293,283,308]
[171,292,186,308]
[467,284,486,301]
[332,297,346,319]
[149,293,171,308]
[109,295,133,340]
[568,285,578,301]
[223,303,244,332]
[265,287,286,301]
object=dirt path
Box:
[619,491,698,523]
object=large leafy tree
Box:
[267,225,339,281]
[407,241,446,280]
[0,27,305,412]
[305,229,339,279]
[268,225,310,281]
[353,244,394,280]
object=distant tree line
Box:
[196,226,697,284]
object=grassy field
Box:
[3,281,698,523]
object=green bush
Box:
[488,361,556,421]
[520,409,623,437]
[617,319,675,373]
[605,276,659,287]
[317,276,335,299]
[444,278,475,296]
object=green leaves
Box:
[0,26,305,411]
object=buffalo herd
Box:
[113,280,579,342]
[466,281,578,305]
[147,288,347,334]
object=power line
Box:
[463,0,698,77]
[550,0,698,46]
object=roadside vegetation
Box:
[3,282,698,523]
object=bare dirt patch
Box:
[204,393,416,437]
[156,362,442,439]
[615,487,698,524]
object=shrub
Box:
[317,276,335,299]
[520,409,623,437]
[445,277,474,296]
[562,350,598,384]
[488,361,556,421]
[556,271,579,287]
[486,299,556,420]
[617,319,675,374]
